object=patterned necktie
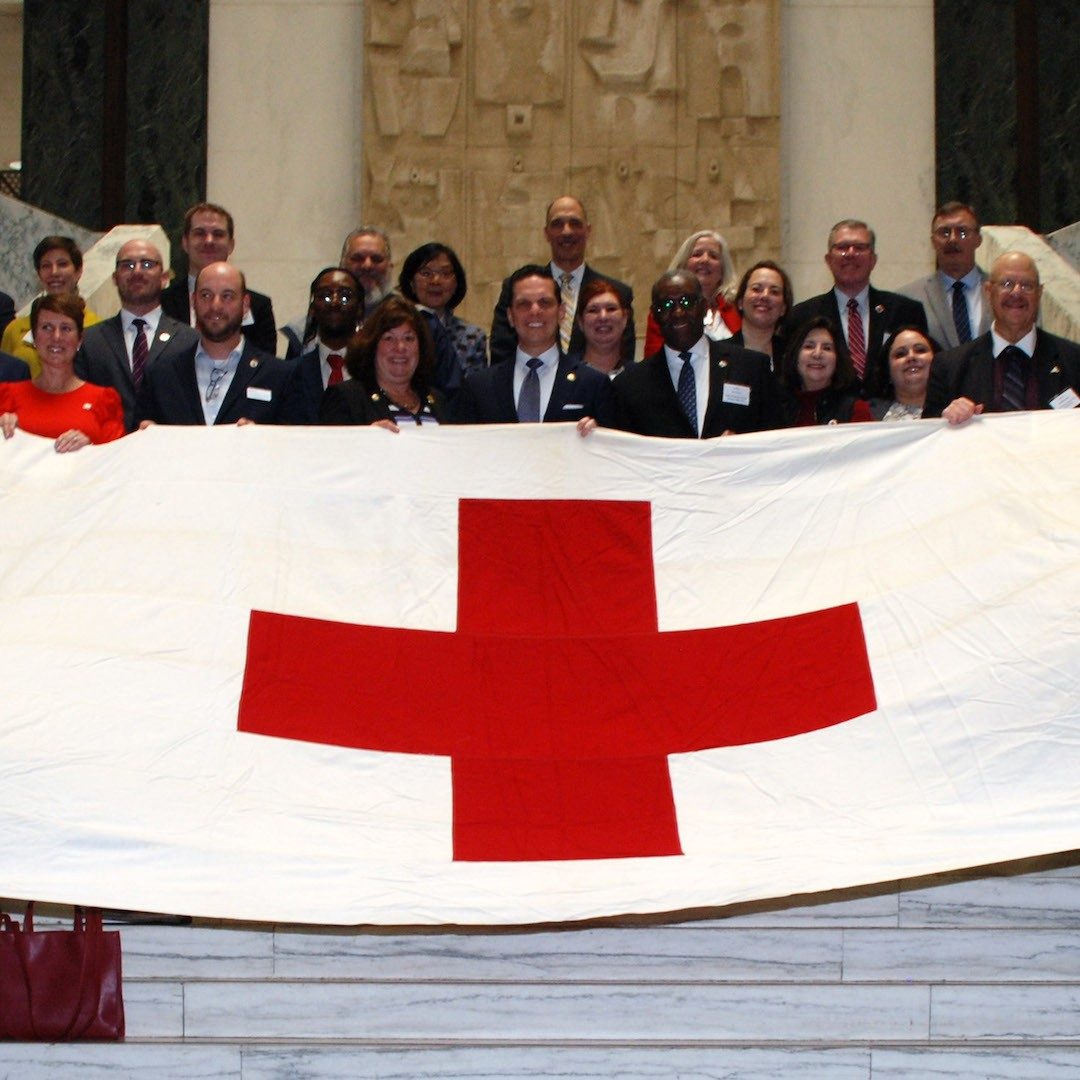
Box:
[558,272,575,353]
[846,297,866,379]
[517,356,542,422]
[327,353,345,387]
[131,318,149,387]
[951,280,972,344]
[677,350,698,437]
[1000,345,1027,411]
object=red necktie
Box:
[846,298,866,379]
[131,318,149,387]
[327,353,345,387]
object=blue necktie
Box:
[677,351,698,436]
[517,357,542,422]
[1000,345,1027,411]
[951,280,972,344]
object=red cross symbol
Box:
[239,500,875,862]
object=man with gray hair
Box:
[786,218,927,387]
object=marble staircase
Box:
[3,851,1079,1078]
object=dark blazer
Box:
[923,329,1080,418]
[787,286,928,389]
[293,345,328,425]
[454,351,614,427]
[613,339,779,438]
[898,270,990,351]
[489,265,635,367]
[319,379,447,426]
[76,313,199,431]
[0,290,15,338]
[0,350,30,382]
[137,338,305,426]
[160,278,279,356]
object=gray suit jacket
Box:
[77,313,200,432]
[898,270,990,352]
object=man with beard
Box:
[899,202,990,350]
[923,251,1080,422]
[138,262,304,426]
[612,270,779,438]
[293,266,364,422]
[77,239,199,431]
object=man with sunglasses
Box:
[612,270,779,438]
[77,239,198,431]
[923,251,1080,423]
[899,202,990,350]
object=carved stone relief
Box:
[363,0,780,343]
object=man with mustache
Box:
[899,202,990,350]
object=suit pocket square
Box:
[560,403,585,410]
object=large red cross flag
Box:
[0,416,1078,925]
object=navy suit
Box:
[489,265,635,367]
[160,278,279,356]
[613,340,779,438]
[0,291,15,337]
[454,352,614,427]
[787,286,928,390]
[137,339,305,426]
[77,313,199,431]
[319,379,447,425]
[0,350,30,382]
[923,329,1080,418]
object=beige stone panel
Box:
[473,0,567,105]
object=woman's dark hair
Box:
[864,324,941,400]
[781,315,856,393]
[734,259,794,321]
[575,277,629,330]
[30,293,86,336]
[33,235,83,271]
[398,243,467,311]
[346,295,435,393]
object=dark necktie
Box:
[846,298,866,379]
[517,357,542,422]
[677,351,698,436]
[327,353,344,387]
[1000,345,1027,412]
[951,280,972,344]
[131,318,149,387]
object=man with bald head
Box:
[489,195,635,366]
[77,239,199,431]
[923,251,1080,423]
[138,262,303,426]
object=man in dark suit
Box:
[489,196,635,367]
[138,262,303,427]
[899,202,989,351]
[77,239,199,431]
[160,203,278,355]
[0,290,14,338]
[613,270,779,439]
[923,251,1080,423]
[456,265,613,427]
[293,266,364,423]
[0,350,29,382]
[787,219,927,388]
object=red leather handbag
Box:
[0,903,125,1041]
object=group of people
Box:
[0,196,1077,454]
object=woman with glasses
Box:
[0,294,123,451]
[778,316,872,427]
[398,242,487,376]
[319,296,446,429]
[643,229,741,356]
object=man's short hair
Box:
[183,202,235,238]
[544,196,588,224]
[30,292,86,335]
[650,268,702,308]
[32,235,83,271]
[340,226,392,265]
[507,264,559,302]
[827,218,876,251]
[932,201,981,228]
[194,264,247,293]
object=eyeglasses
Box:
[315,287,357,303]
[653,295,700,314]
[933,226,976,241]
[416,267,455,281]
[991,278,1039,294]
[829,242,873,255]
[116,258,162,271]
[206,365,228,403]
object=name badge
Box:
[1049,386,1080,410]
[722,382,751,406]
[246,386,272,402]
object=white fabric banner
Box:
[0,414,1077,925]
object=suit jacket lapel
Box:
[646,349,695,436]
[100,315,133,390]
[172,345,205,424]
[497,354,518,420]
[217,343,259,424]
